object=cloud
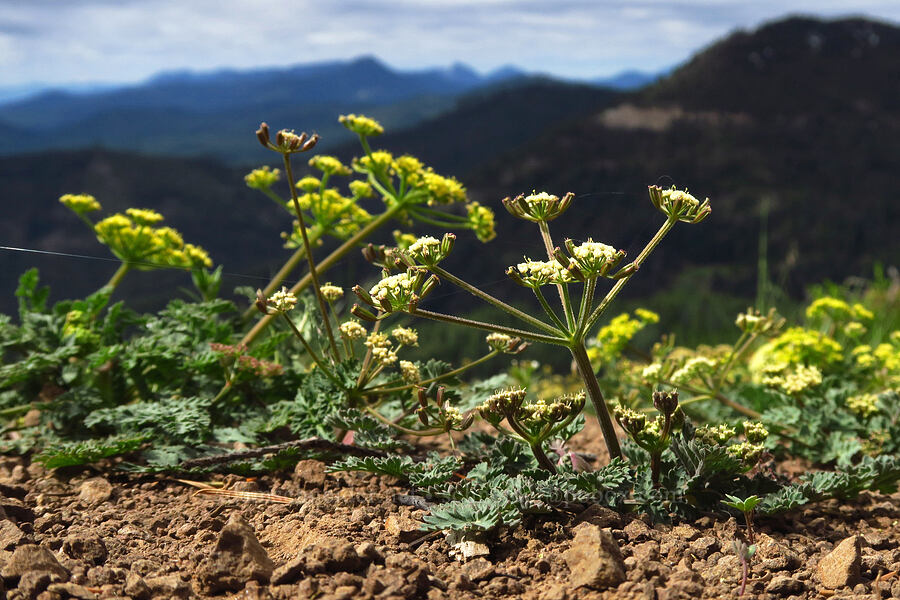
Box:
[0,0,898,86]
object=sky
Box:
[1,0,899,87]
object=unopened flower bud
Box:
[350,304,379,322]
[652,390,679,416]
[352,284,375,306]
[255,288,269,314]
[256,122,270,148]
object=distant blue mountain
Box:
[593,69,662,90]
[0,56,526,162]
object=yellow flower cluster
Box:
[588,310,660,366]
[93,210,212,270]
[365,332,397,365]
[339,320,367,340]
[806,296,874,324]
[695,424,736,445]
[244,166,281,190]
[670,356,717,384]
[339,113,384,137]
[752,327,843,372]
[293,189,372,240]
[125,208,164,225]
[519,392,584,425]
[349,180,373,199]
[399,360,420,383]
[391,326,419,346]
[761,364,823,395]
[846,392,880,417]
[267,287,298,313]
[320,284,344,302]
[420,171,466,205]
[466,202,496,242]
[296,176,321,192]
[59,193,101,214]
[357,151,394,174]
[308,155,351,177]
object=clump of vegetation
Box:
[1,114,899,542]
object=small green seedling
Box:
[731,539,757,596]
[723,494,761,544]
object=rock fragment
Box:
[77,478,113,505]
[294,459,327,488]
[564,523,626,590]
[766,575,805,596]
[817,535,861,589]
[0,544,69,580]
[193,514,274,594]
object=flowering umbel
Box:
[502,191,574,222]
[648,185,711,224]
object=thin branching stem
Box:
[570,343,622,459]
[428,265,560,335]
[105,263,131,290]
[282,153,340,363]
[369,350,500,394]
[410,308,568,346]
[280,313,342,388]
[532,286,569,333]
[585,218,677,333]
[241,204,405,347]
[538,220,575,327]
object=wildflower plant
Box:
[240,114,495,338]
[353,187,711,465]
[58,194,214,292]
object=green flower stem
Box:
[650,452,662,488]
[364,406,444,437]
[538,220,575,328]
[664,380,761,419]
[241,203,406,348]
[358,136,398,197]
[532,286,569,333]
[240,229,320,323]
[259,187,289,209]
[280,313,342,388]
[502,415,557,473]
[369,349,500,394]
[410,206,469,223]
[0,403,36,419]
[105,263,132,290]
[406,210,467,229]
[713,332,758,394]
[428,266,560,336]
[355,318,383,389]
[569,342,622,460]
[409,308,568,346]
[585,218,677,333]
[575,278,597,339]
[530,442,558,473]
[283,153,340,363]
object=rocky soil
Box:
[1,437,900,600]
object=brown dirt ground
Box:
[1,420,900,600]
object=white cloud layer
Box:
[0,0,898,85]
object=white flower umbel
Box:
[369,272,418,310]
[268,287,298,313]
[514,259,574,287]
